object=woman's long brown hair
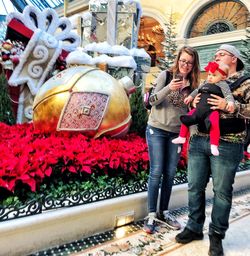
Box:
[170,46,200,89]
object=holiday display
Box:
[0,6,80,123]
[66,43,150,81]
[87,0,142,48]
[33,66,132,138]
[0,0,150,139]
[77,0,150,84]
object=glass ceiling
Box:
[0,0,65,40]
[0,0,64,15]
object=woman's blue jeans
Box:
[146,125,181,213]
[186,135,243,238]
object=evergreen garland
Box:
[241,25,250,76]
[0,73,15,124]
[129,82,148,137]
[157,13,177,71]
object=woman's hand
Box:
[184,95,193,105]
[226,102,235,113]
[169,79,183,91]
[192,93,201,108]
[207,94,227,110]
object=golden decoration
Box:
[33,66,131,138]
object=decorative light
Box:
[114,227,127,239]
[152,25,164,35]
[114,211,134,228]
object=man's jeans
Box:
[186,135,243,238]
[146,125,181,213]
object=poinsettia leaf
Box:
[81,166,92,174]
[68,166,77,173]
[45,167,52,177]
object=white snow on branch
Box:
[129,47,150,58]
[83,42,150,59]
[66,49,137,69]
[66,49,95,65]
[93,54,137,69]
[112,45,130,55]
[95,41,113,54]
[81,12,92,21]
[84,42,98,52]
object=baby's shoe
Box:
[211,145,219,156]
[172,137,186,144]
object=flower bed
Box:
[0,122,150,199]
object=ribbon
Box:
[204,61,227,76]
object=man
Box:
[175,44,250,256]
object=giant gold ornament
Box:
[33,66,132,138]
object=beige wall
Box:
[140,0,250,86]
[141,0,250,40]
[141,0,194,34]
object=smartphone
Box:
[175,73,183,82]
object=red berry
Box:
[11,56,19,65]
[2,54,10,61]
[59,56,64,62]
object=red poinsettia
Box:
[0,122,150,193]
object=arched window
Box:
[187,0,249,38]
[138,16,165,67]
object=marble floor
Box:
[166,213,250,256]
[30,187,250,256]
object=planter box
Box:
[0,170,249,256]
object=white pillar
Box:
[107,0,117,46]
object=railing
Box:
[0,180,148,222]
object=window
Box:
[187,0,249,38]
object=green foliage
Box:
[157,13,177,70]
[241,26,250,76]
[2,196,21,207]
[0,166,189,207]
[0,171,149,207]
[0,73,15,124]
[129,86,148,137]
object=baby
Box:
[172,61,235,156]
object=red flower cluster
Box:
[0,122,149,192]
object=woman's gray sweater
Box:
[148,70,192,133]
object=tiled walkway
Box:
[165,213,250,256]
[30,187,250,256]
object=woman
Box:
[144,46,200,234]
